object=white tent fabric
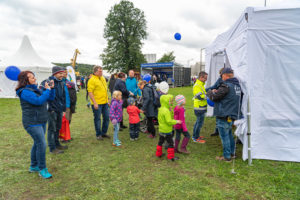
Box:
[0,35,52,98]
[205,7,300,162]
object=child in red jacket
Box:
[127,97,143,141]
[174,95,190,154]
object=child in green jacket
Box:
[156,94,182,161]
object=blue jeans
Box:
[217,118,235,159]
[193,110,205,139]
[113,123,120,143]
[47,111,63,151]
[92,104,109,137]
[25,124,47,169]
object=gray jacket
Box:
[142,84,157,117]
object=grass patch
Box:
[0,86,299,199]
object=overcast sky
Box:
[0,0,299,67]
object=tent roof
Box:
[0,35,51,68]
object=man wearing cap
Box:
[192,71,208,143]
[45,66,68,154]
[206,68,242,162]
[87,66,110,140]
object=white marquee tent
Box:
[0,35,52,98]
[205,7,300,162]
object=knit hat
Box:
[159,81,169,94]
[221,67,233,75]
[52,66,65,75]
[127,97,135,106]
[175,95,185,106]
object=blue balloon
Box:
[174,33,181,40]
[207,98,214,107]
[143,74,151,83]
[5,66,21,81]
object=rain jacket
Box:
[193,79,207,112]
[158,94,177,134]
[109,98,123,122]
[127,105,141,124]
[174,106,188,132]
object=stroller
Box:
[136,96,148,133]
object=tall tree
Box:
[156,51,176,63]
[101,0,147,73]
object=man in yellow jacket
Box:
[88,66,110,140]
[192,71,208,143]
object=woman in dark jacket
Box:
[16,71,55,179]
[113,72,132,128]
[138,80,157,138]
[108,74,117,97]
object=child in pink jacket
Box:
[174,95,190,154]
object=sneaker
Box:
[50,149,64,154]
[96,136,104,140]
[192,138,198,143]
[197,140,206,144]
[197,136,205,140]
[148,135,155,138]
[130,138,135,141]
[113,141,122,147]
[134,138,138,141]
[39,168,52,179]
[61,140,70,143]
[210,132,219,136]
[231,154,237,159]
[102,134,111,139]
[57,145,68,150]
[29,166,40,173]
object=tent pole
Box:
[247,97,252,165]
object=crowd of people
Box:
[16,65,242,179]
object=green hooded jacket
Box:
[158,94,177,134]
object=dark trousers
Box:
[175,129,190,141]
[158,134,174,148]
[147,117,156,136]
[47,111,63,151]
[129,122,140,139]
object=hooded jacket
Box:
[127,105,141,124]
[158,94,178,134]
[141,84,157,117]
[174,106,188,132]
[109,98,123,122]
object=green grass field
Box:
[0,86,299,200]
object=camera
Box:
[45,79,53,87]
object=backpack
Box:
[151,86,161,107]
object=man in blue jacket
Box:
[206,68,242,162]
[126,70,141,97]
[44,66,68,154]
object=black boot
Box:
[120,120,127,129]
